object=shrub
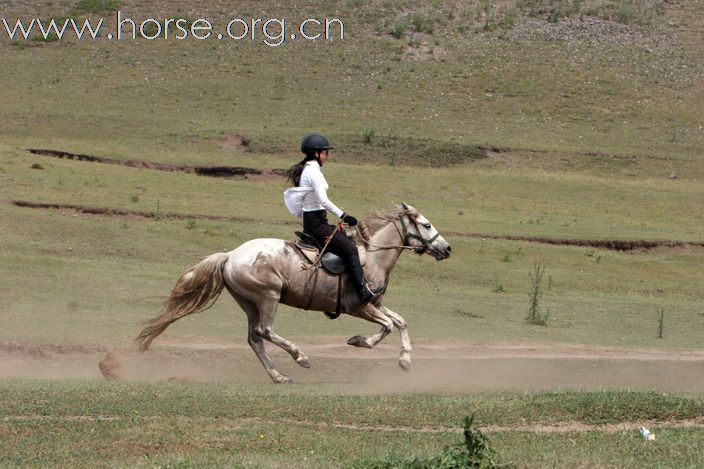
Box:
[362,128,375,144]
[411,14,434,34]
[71,0,121,15]
[526,261,550,326]
[352,415,507,468]
[390,22,406,39]
[657,308,665,338]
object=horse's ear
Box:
[401,201,416,214]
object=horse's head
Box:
[399,202,452,261]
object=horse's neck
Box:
[364,220,404,276]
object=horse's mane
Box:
[354,206,404,247]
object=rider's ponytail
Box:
[287,154,316,187]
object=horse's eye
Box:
[423,223,431,229]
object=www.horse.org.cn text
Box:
[1,12,347,46]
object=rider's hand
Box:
[342,213,358,226]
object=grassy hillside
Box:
[2,0,704,348]
[0,0,703,161]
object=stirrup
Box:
[358,282,384,305]
[365,283,385,296]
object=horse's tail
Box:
[135,252,229,352]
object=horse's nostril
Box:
[447,245,452,252]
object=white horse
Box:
[136,203,451,383]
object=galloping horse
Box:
[135,203,451,383]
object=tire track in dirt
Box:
[6,199,703,252]
[445,231,704,252]
[236,416,704,434]
[26,148,287,179]
[5,414,700,435]
[6,199,296,225]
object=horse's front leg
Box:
[346,304,394,350]
[378,306,412,372]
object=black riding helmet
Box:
[301,133,334,154]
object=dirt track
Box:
[26,148,287,179]
[2,340,703,393]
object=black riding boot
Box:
[346,254,383,304]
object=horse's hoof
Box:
[347,335,372,349]
[399,358,411,372]
[296,356,311,369]
[274,375,293,384]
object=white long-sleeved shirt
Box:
[299,160,344,217]
[283,160,344,218]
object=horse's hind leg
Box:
[346,304,394,349]
[228,289,292,384]
[378,306,412,372]
[253,296,310,369]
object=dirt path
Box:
[3,414,703,434]
[25,148,287,179]
[2,340,703,393]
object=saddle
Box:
[294,231,346,274]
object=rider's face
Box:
[317,149,330,164]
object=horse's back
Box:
[229,238,291,267]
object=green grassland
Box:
[2,382,704,468]
[2,0,704,467]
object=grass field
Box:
[1,0,704,467]
[2,382,704,468]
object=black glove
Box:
[342,213,358,226]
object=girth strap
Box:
[303,268,319,311]
[302,257,344,318]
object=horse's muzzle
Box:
[430,242,451,261]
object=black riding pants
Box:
[302,210,357,260]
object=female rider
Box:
[284,133,380,304]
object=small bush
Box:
[411,14,434,34]
[71,0,121,15]
[657,308,665,338]
[548,3,580,23]
[362,128,375,144]
[32,32,60,42]
[494,275,506,293]
[30,163,44,170]
[353,415,506,468]
[390,22,406,39]
[526,261,550,326]
[615,2,637,24]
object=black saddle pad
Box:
[321,252,345,275]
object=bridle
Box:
[398,211,440,255]
[355,211,439,254]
